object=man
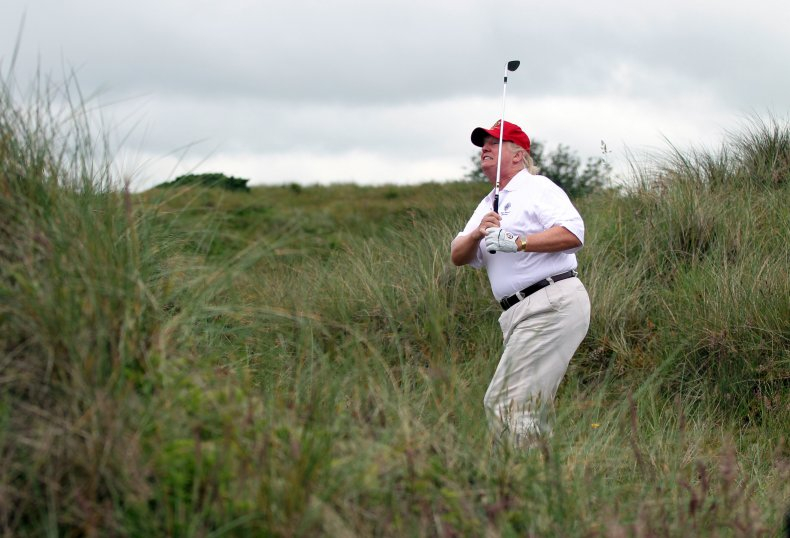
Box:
[451,120,591,448]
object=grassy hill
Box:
[2,75,789,536]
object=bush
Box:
[158,172,251,192]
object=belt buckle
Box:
[502,289,526,311]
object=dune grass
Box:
[1,72,788,536]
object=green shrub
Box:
[158,172,251,192]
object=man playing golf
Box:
[451,120,591,448]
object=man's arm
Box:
[451,211,501,266]
[518,226,581,253]
[451,231,483,266]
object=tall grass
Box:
[578,120,790,419]
[1,71,184,533]
[2,68,788,536]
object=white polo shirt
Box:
[457,169,585,301]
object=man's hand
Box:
[476,212,501,240]
[485,227,519,253]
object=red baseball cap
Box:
[471,120,531,154]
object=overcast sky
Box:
[2,0,789,190]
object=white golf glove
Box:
[485,227,519,253]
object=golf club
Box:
[489,59,520,254]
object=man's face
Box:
[480,135,516,183]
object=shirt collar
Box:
[501,169,531,192]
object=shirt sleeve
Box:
[537,179,585,253]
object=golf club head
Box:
[507,60,521,72]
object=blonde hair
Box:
[506,141,539,174]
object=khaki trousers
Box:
[484,277,590,447]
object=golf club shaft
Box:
[494,70,508,213]
[489,63,512,253]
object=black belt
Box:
[499,270,578,311]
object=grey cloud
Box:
[7,0,787,112]
[2,0,789,189]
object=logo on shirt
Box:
[501,202,512,216]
